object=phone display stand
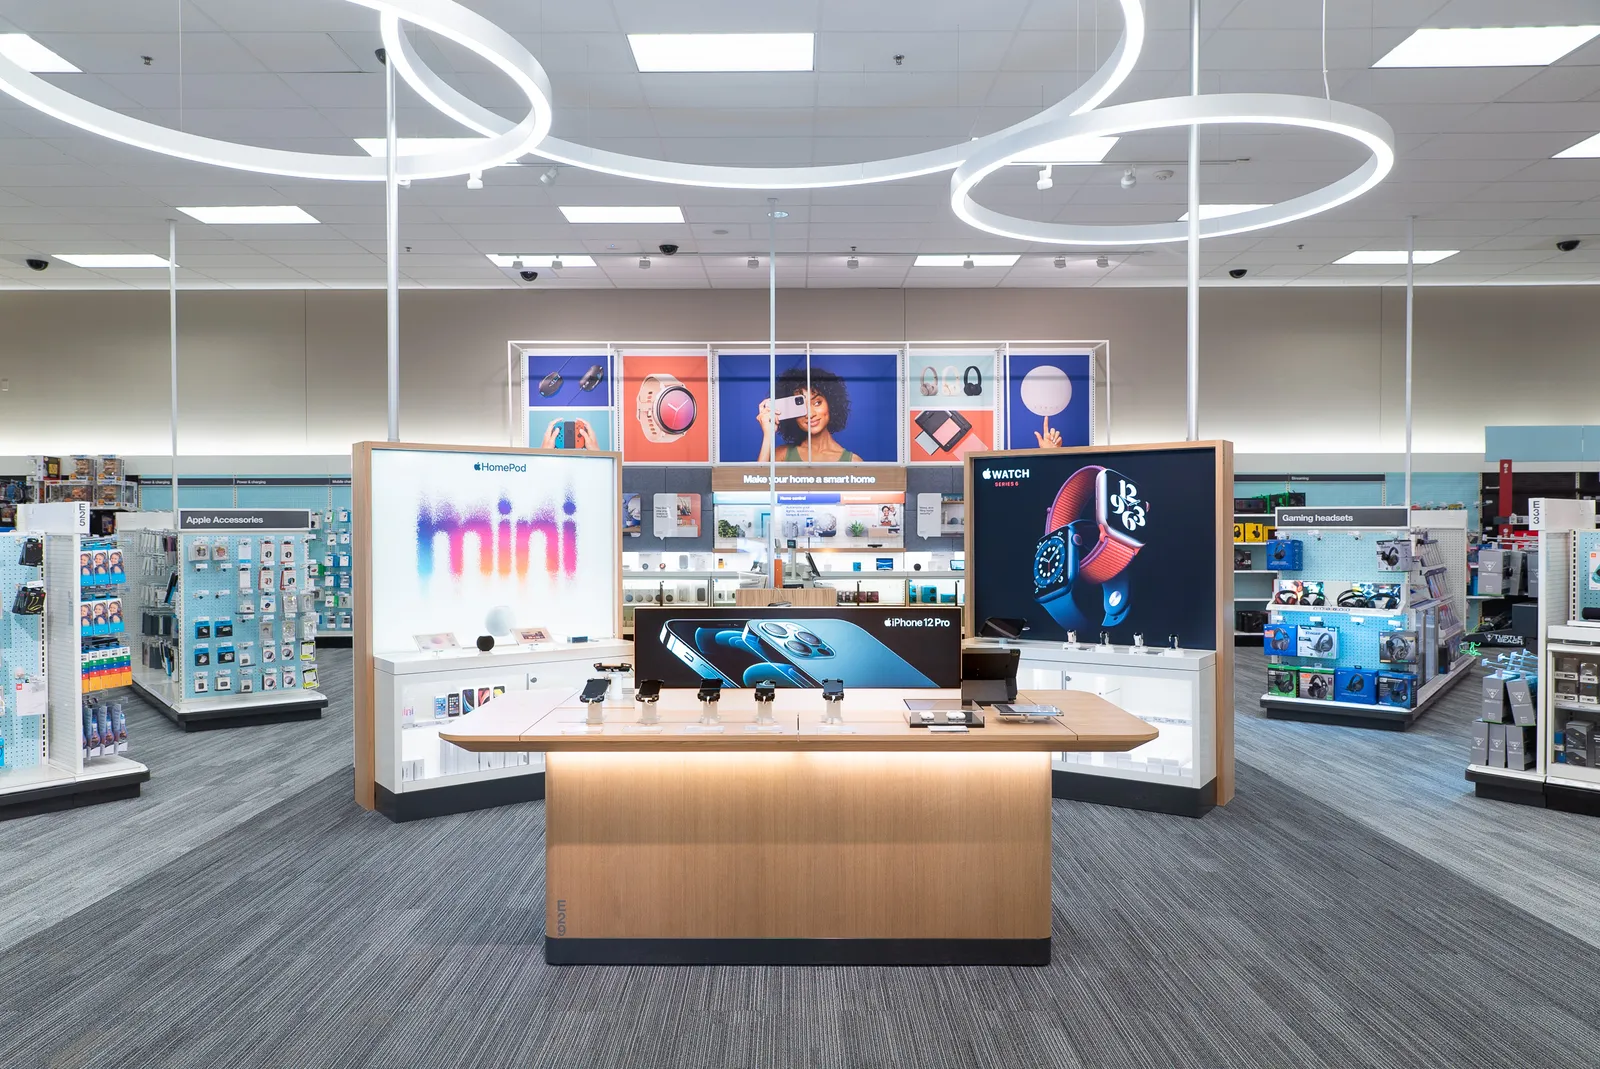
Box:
[820,698,853,732]
[629,698,663,733]
[746,697,785,733]
[687,701,725,733]
[582,699,606,731]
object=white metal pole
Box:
[1185,0,1201,442]
[169,220,179,527]
[768,200,779,589]
[1405,215,1415,511]
[385,50,400,442]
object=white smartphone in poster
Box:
[770,393,808,420]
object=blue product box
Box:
[1265,538,1303,571]
[1334,667,1379,705]
[1377,671,1417,709]
[1263,623,1298,654]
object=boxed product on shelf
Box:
[1334,667,1378,705]
[1506,725,1536,771]
[1374,538,1412,572]
[1267,666,1298,697]
[1234,548,1253,569]
[1504,676,1537,727]
[1379,629,1418,664]
[1235,609,1266,634]
[1299,670,1333,700]
[1561,720,1592,767]
[1471,720,1490,766]
[1296,625,1337,660]
[1272,580,1325,606]
[1233,496,1268,514]
[1263,623,1297,654]
[1482,675,1507,722]
[1555,676,1579,704]
[1488,723,1508,768]
[1376,671,1416,709]
[1264,538,1303,571]
[1553,653,1580,681]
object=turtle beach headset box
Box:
[1334,667,1378,706]
[1263,623,1297,655]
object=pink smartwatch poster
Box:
[621,352,710,463]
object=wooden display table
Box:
[442,687,1155,965]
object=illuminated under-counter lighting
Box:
[54,253,171,268]
[914,254,1020,268]
[1373,26,1600,68]
[561,206,685,224]
[1555,132,1600,158]
[628,33,814,73]
[1333,250,1458,265]
[486,254,595,268]
[1177,204,1270,222]
[0,34,79,72]
[177,205,319,225]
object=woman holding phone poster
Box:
[756,367,860,463]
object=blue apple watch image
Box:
[1033,465,1145,632]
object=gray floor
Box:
[2,648,1599,1068]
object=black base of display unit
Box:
[545,936,1050,967]
[0,768,148,821]
[1052,769,1216,818]
[133,679,327,732]
[1547,782,1600,818]
[315,635,353,649]
[1259,655,1474,731]
[1466,767,1546,808]
[375,772,545,822]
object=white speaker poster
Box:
[367,449,619,652]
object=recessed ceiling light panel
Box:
[1011,136,1119,165]
[628,33,814,73]
[177,205,319,225]
[486,253,595,268]
[1555,132,1600,158]
[1178,204,1271,222]
[1333,250,1458,265]
[353,137,487,158]
[55,253,171,269]
[1373,26,1600,68]
[560,206,685,224]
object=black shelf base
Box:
[1260,697,1417,731]
[545,936,1050,966]
[375,771,545,822]
[0,768,149,822]
[1053,769,1216,818]
[1546,782,1600,818]
[134,680,327,732]
[315,635,353,649]
[1466,767,1546,808]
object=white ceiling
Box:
[1,0,1599,290]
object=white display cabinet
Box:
[372,640,631,821]
[994,641,1217,816]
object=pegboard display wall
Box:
[0,534,47,770]
[178,532,319,701]
[1267,525,1417,674]
[1267,607,1412,669]
[1574,530,1600,620]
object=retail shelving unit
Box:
[123,511,328,731]
[1259,508,1473,730]
[1232,511,1275,644]
[0,527,148,819]
[1468,500,1600,814]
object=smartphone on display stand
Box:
[635,679,663,703]
[742,619,936,688]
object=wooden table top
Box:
[438,687,1157,754]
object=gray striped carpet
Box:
[3,649,1600,1067]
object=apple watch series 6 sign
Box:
[1033,465,1145,631]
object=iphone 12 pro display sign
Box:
[969,447,1218,648]
[634,606,960,689]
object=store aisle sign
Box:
[1274,507,1409,528]
[178,509,311,531]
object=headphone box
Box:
[1267,666,1299,697]
[1244,522,1269,543]
[1377,671,1416,709]
[1378,629,1418,664]
[1482,674,1509,722]
[1335,666,1378,705]
[1296,625,1338,660]
[1264,538,1303,571]
[1374,539,1413,572]
[1298,671,1334,701]
[1233,496,1268,514]
[1562,720,1592,767]
[1263,623,1298,655]
[1504,675,1537,727]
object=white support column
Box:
[385,50,400,442]
[168,220,179,526]
[1185,0,1201,442]
[1405,215,1415,510]
[767,200,779,589]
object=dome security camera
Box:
[1557,239,1581,253]
[519,269,538,282]
[1229,268,1248,279]
[658,243,679,256]
[25,257,48,272]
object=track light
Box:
[1054,255,1066,269]
[639,255,651,269]
[538,166,558,186]
[1036,165,1054,191]
[466,170,483,190]
[1096,254,1110,268]
[962,256,975,270]
[847,246,859,270]
[550,257,564,270]
[1120,166,1137,190]
[747,255,759,269]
